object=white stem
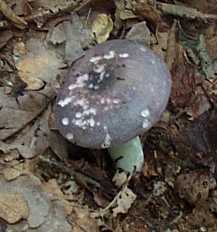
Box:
[108,136,144,174]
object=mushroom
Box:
[54,39,171,174]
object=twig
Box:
[0,0,92,29]
[39,156,101,188]
[157,2,217,21]
[0,0,27,29]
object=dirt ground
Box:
[0,0,217,231]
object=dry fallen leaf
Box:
[47,22,66,45]
[133,0,161,31]
[72,207,99,232]
[112,186,136,217]
[91,13,113,44]
[126,21,151,47]
[170,44,198,108]
[14,38,63,90]
[0,192,29,224]
[12,106,51,159]
[36,0,76,13]
[0,175,71,231]
[0,88,51,158]
[115,0,137,20]
[0,88,46,140]
[0,0,27,29]
[0,30,13,49]
[2,166,23,181]
[42,179,72,215]
[47,13,93,65]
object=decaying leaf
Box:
[115,0,137,20]
[180,33,215,79]
[0,30,13,49]
[42,179,72,215]
[0,175,71,231]
[47,22,66,45]
[0,192,29,224]
[170,44,199,108]
[48,131,69,161]
[3,166,24,181]
[112,186,136,217]
[12,107,51,159]
[0,88,46,140]
[133,0,161,30]
[14,38,63,90]
[92,13,113,44]
[48,13,93,65]
[186,88,211,119]
[0,0,27,29]
[36,0,76,13]
[152,31,169,57]
[0,86,52,158]
[166,20,177,70]
[126,21,151,46]
[71,207,99,232]
[157,2,217,21]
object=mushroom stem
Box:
[108,136,144,174]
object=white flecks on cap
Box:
[66,133,74,140]
[89,56,103,63]
[72,107,97,130]
[106,98,111,104]
[101,132,112,148]
[113,98,120,104]
[68,84,76,90]
[105,73,110,78]
[96,122,101,126]
[141,109,151,129]
[84,107,97,116]
[68,73,89,90]
[140,47,147,53]
[150,86,155,93]
[88,118,95,127]
[88,83,94,89]
[99,71,105,82]
[93,64,105,73]
[119,53,129,58]
[62,117,69,126]
[142,119,150,129]
[104,106,109,111]
[103,50,115,59]
[75,112,82,118]
[151,60,156,64]
[141,109,150,118]
[100,98,105,104]
[73,98,89,110]
[94,85,99,90]
[57,97,73,107]
[72,118,87,130]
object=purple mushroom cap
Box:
[54,39,171,149]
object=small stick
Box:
[0,0,27,29]
[157,2,217,21]
[0,0,92,29]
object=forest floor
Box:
[0,0,217,231]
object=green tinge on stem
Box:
[108,136,144,174]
